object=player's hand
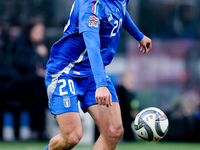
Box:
[95,86,112,107]
[138,35,152,54]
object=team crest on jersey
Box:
[122,1,126,15]
[89,16,99,28]
[63,96,71,108]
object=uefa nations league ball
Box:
[133,107,169,141]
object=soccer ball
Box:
[133,107,169,141]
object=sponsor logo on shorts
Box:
[63,96,71,108]
[89,16,99,27]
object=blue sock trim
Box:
[44,145,48,150]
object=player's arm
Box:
[82,31,106,88]
[78,0,106,88]
[123,11,152,53]
[82,31,112,106]
[79,0,112,106]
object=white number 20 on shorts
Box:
[58,79,75,96]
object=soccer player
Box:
[45,0,151,149]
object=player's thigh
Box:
[87,102,123,134]
[56,112,83,138]
[46,72,80,115]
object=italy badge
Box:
[63,96,71,108]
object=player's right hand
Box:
[95,86,112,107]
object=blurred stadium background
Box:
[0,0,200,149]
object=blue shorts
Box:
[46,71,119,115]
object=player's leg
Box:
[47,112,83,150]
[45,72,83,150]
[80,75,124,150]
[88,102,124,150]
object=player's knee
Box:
[62,130,83,148]
[65,134,82,147]
[113,125,124,139]
[105,124,124,140]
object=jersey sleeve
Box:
[79,0,102,33]
[122,11,144,41]
[80,0,107,88]
[83,31,107,88]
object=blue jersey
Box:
[46,0,143,88]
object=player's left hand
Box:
[138,35,152,53]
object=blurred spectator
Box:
[0,21,2,47]
[0,20,20,140]
[185,42,200,88]
[138,0,199,39]
[116,71,139,141]
[165,90,200,142]
[176,5,197,38]
[7,18,47,76]
[164,59,200,142]
[183,42,200,141]
[1,18,48,141]
[1,21,22,56]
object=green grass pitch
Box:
[0,141,200,150]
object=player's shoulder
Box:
[78,0,106,18]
